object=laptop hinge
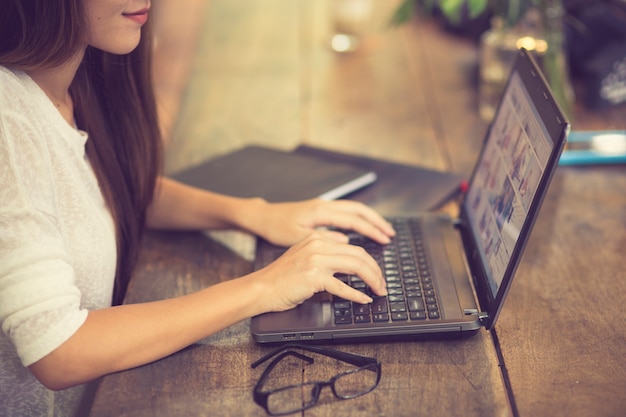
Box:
[464,309,489,324]
[478,311,489,325]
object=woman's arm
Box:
[147,176,395,246]
[29,177,394,390]
[30,272,265,390]
[29,232,387,390]
[145,176,263,231]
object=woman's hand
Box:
[249,232,388,312]
[246,198,395,247]
[146,179,394,247]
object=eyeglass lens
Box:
[265,364,379,415]
[332,363,379,398]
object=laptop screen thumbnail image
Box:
[464,70,558,299]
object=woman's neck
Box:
[27,51,85,127]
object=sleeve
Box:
[0,106,88,367]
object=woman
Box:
[0,1,395,415]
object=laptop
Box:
[250,48,570,343]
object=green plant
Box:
[390,0,537,28]
[389,0,573,118]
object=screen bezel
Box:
[459,48,569,329]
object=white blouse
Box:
[0,66,117,417]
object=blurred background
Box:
[151,0,626,175]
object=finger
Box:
[320,202,395,244]
[293,234,387,296]
[324,278,373,304]
[320,243,388,297]
[333,201,395,236]
[322,210,393,245]
[314,229,350,243]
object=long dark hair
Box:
[1,0,163,305]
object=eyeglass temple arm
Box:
[251,349,314,369]
[251,343,377,369]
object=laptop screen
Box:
[463,52,567,303]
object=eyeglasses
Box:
[251,343,381,416]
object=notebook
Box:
[171,145,377,202]
[558,130,626,165]
[292,145,465,214]
[250,48,569,343]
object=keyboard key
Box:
[385,275,401,283]
[389,302,407,313]
[345,217,439,324]
[334,273,349,283]
[353,304,369,315]
[354,314,371,323]
[407,297,425,312]
[391,312,408,321]
[352,281,367,291]
[334,308,351,317]
[410,311,427,320]
[371,297,389,313]
[373,313,389,322]
[335,316,352,325]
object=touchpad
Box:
[255,292,332,331]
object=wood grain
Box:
[90,231,510,417]
[89,0,626,416]
[495,166,626,417]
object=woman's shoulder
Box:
[0,65,30,95]
[0,66,41,115]
[0,66,59,170]
[1,66,43,134]
[0,66,70,138]
[0,65,19,80]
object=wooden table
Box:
[89,1,626,416]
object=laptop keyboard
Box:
[333,218,441,325]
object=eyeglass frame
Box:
[251,343,381,416]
